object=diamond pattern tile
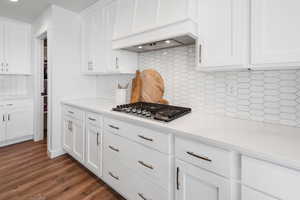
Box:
[138,45,300,128]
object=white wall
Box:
[32,5,97,156]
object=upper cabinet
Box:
[81,0,137,75]
[196,0,249,71]
[113,0,197,40]
[0,19,31,75]
[251,0,300,69]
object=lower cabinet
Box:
[175,159,231,200]
[62,115,85,164]
[85,122,102,177]
[0,110,6,142]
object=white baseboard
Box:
[47,148,66,159]
[0,135,34,148]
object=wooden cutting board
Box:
[130,70,142,103]
[140,69,169,104]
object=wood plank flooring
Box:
[0,140,125,200]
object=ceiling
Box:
[0,0,99,23]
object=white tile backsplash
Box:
[0,76,28,97]
[138,45,300,128]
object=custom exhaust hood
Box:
[112,20,199,53]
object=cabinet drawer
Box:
[104,131,171,190]
[175,137,231,177]
[63,106,84,121]
[242,156,300,200]
[104,117,172,154]
[242,186,276,200]
[86,112,102,127]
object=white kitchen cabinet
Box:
[242,186,276,200]
[62,114,85,164]
[85,123,102,176]
[251,0,300,68]
[0,111,5,142]
[113,0,135,40]
[196,0,249,71]
[175,159,231,200]
[81,0,137,74]
[0,21,4,73]
[0,18,31,75]
[62,116,73,154]
[6,106,33,141]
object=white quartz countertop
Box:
[62,98,300,171]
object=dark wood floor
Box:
[0,140,125,200]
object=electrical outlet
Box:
[227,82,237,97]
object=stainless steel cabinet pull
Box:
[108,172,119,180]
[176,167,180,190]
[115,57,119,69]
[6,104,13,106]
[199,44,202,64]
[96,133,99,146]
[138,193,148,200]
[68,120,73,132]
[7,114,10,121]
[186,151,212,162]
[138,161,154,170]
[68,111,74,114]
[2,115,5,122]
[138,135,153,142]
[108,124,119,130]
[88,117,96,121]
[109,145,119,152]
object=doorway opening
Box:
[42,38,48,140]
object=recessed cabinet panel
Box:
[197,0,248,70]
[6,107,33,140]
[133,0,159,32]
[176,159,231,200]
[72,119,85,163]
[85,124,101,176]
[242,186,277,200]
[251,0,300,67]
[113,0,135,39]
[63,116,73,154]
[4,21,30,74]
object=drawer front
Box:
[104,117,172,154]
[242,156,300,200]
[175,137,231,177]
[130,127,172,154]
[86,112,102,127]
[63,105,84,121]
[104,131,171,190]
[242,186,276,200]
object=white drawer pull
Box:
[138,193,149,200]
[138,161,154,170]
[108,172,119,180]
[186,151,212,162]
[138,135,153,142]
[88,117,96,121]
[108,124,119,130]
[108,145,119,152]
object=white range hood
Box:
[112,19,198,53]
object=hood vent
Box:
[123,35,195,53]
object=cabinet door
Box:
[0,21,4,74]
[242,186,276,200]
[62,116,73,154]
[0,111,6,142]
[72,119,85,164]
[251,0,300,67]
[197,0,249,70]
[176,159,231,200]
[113,0,135,39]
[4,21,31,74]
[6,107,33,140]
[104,1,138,74]
[85,123,101,177]
[133,0,159,32]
